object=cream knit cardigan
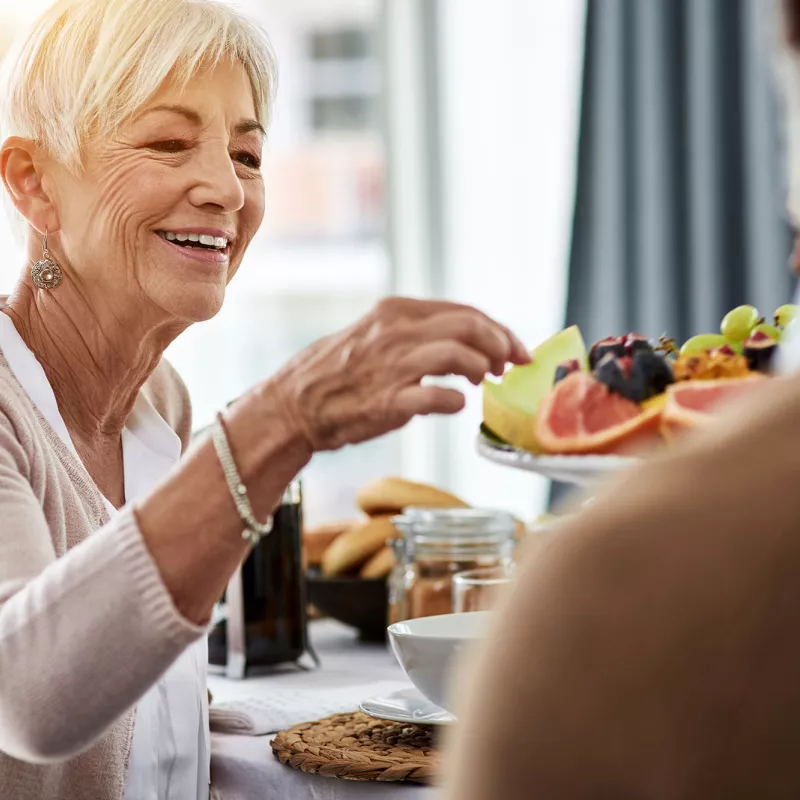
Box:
[0,348,207,799]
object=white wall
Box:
[437,0,587,519]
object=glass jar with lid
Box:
[388,508,516,623]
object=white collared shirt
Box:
[0,311,210,800]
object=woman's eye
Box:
[234,151,261,169]
[148,139,189,153]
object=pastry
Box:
[321,515,396,576]
[355,477,468,516]
[303,520,356,566]
[359,545,394,579]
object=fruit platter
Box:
[479,304,796,485]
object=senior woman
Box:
[0,1,529,798]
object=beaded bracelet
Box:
[211,412,274,547]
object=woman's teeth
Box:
[160,231,228,250]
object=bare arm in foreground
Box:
[446,372,800,799]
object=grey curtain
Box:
[552,0,794,508]
[566,0,793,347]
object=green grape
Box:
[720,305,760,342]
[680,333,727,356]
[724,340,744,354]
[774,304,800,329]
[752,322,781,341]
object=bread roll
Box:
[303,520,356,567]
[359,545,395,579]
[322,515,396,576]
[356,477,468,516]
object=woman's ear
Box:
[0,136,60,235]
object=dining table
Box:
[208,619,441,800]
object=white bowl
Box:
[388,611,489,714]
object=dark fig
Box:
[743,330,778,373]
[554,359,582,384]
[589,336,625,369]
[622,333,653,356]
[594,354,648,403]
[633,351,674,397]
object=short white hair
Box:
[0,0,278,173]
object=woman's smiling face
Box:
[48,58,266,323]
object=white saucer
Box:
[360,686,456,726]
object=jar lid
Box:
[392,507,516,548]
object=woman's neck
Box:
[3,279,185,441]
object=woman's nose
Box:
[187,146,246,212]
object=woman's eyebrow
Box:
[136,104,265,138]
[234,119,266,138]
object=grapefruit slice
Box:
[535,372,663,455]
[483,326,588,453]
[661,376,766,441]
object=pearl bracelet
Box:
[211,412,274,547]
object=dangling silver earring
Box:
[31,229,63,290]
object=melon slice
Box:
[482,326,588,453]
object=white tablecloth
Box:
[208,621,440,800]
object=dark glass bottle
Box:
[208,480,311,673]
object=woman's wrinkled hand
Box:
[271,297,531,452]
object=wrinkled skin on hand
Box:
[272,297,530,452]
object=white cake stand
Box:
[476,431,639,486]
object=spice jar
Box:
[388,508,516,622]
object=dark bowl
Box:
[306,569,388,642]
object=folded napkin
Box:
[209,680,409,736]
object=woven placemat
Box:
[271,711,440,784]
